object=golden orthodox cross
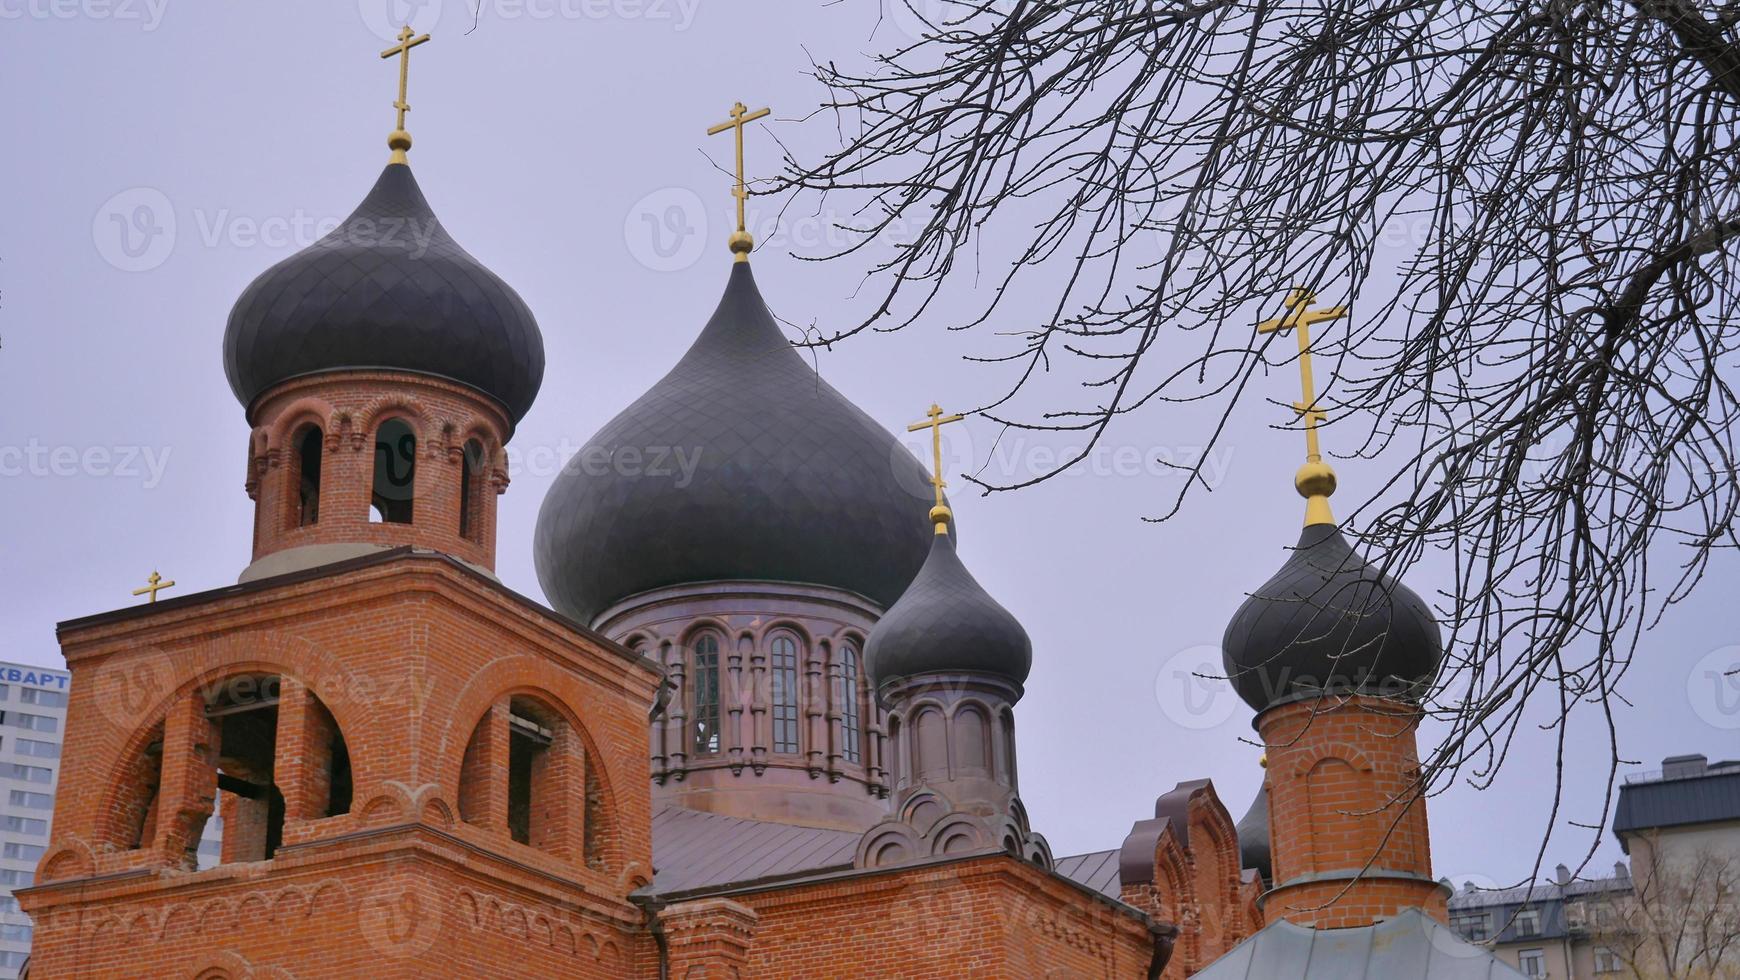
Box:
[381,25,431,163]
[131,570,176,604]
[1258,288,1348,526]
[907,403,965,533]
[707,102,772,260]
[1257,288,1347,466]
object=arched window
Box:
[459,695,593,864]
[293,425,322,527]
[839,642,862,764]
[691,632,721,755]
[370,418,416,524]
[459,439,485,542]
[769,633,801,754]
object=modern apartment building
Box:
[0,663,70,980]
[1614,753,1740,880]
[1450,752,1740,979]
[1448,865,1634,978]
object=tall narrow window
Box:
[207,674,285,863]
[691,633,721,754]
[770,633,800,754]
[459,439,485,542]
[839,643,862,764]
[507,706,552,847]
[371,418,416,524]
[294,425,322,526]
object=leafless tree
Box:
[1588,842,1740,978]
[771,0,1740,869]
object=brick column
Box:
[1259,695,1446,928]
[154,692,220,869]
[274,677,332,822]
[529,720,587,863]
[459,698,511,830]
[663,898,758,978]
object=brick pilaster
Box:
[154,692,219,869]
[459,698,511,830]
[663,897,758,978]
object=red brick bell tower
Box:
[18,35,663,977]
[1219,291,1449,930]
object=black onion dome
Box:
[1235,784,1272,883]
[223,163,545,423]
[864,532,1032,688]
[534,262,940,625]
[1221,524,1442,712]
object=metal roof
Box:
[1194,909,1528,979]
[1614,767,1740,845]
[1447,876,1630,910]
[647,806,859,894]
[1054,849,1121,899]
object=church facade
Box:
[17,38,1523,980]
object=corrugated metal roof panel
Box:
[1054,849,1121,899]
[1193,909,1529,979]
[647,806,859,894]
[1614,770,1740,839]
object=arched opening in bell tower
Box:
[370,418,417,524]
[293,424,322,527]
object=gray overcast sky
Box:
[3,0,1736,889]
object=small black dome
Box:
[1235,784,1271,883]
[865,532,1031,688]
[223,163,544,423]
[534,262,940,625]
[1221,524,1442,712]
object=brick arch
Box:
[90,632,369,848]
[452,420,504,463]
[353,392,437,446]
[1287,741,1374,777]
[263,395,339,452]
[438,658,633,876]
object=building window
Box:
[770,633,801,754]
[0,712,57,733]
[19,688,66,708]
[0,923,32,943]
[370,418,417,524]
[2,763,52,784]
[0,952,26,969]
[839,642,862,764]
[15,738,58,759]
[294,424,323,526]
[1517,949,1545,977]
[1514,907,1542,937]
[0,684,9,700]
[459,440,486,542]
[8,790,52,811]
[0,870,30,887]
[691,633,721,755]
[1593,947,1621,973]
[2,843,43,862]
[1451,913,1489,942]
[0,816,46,836]
[207,675,288,862]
